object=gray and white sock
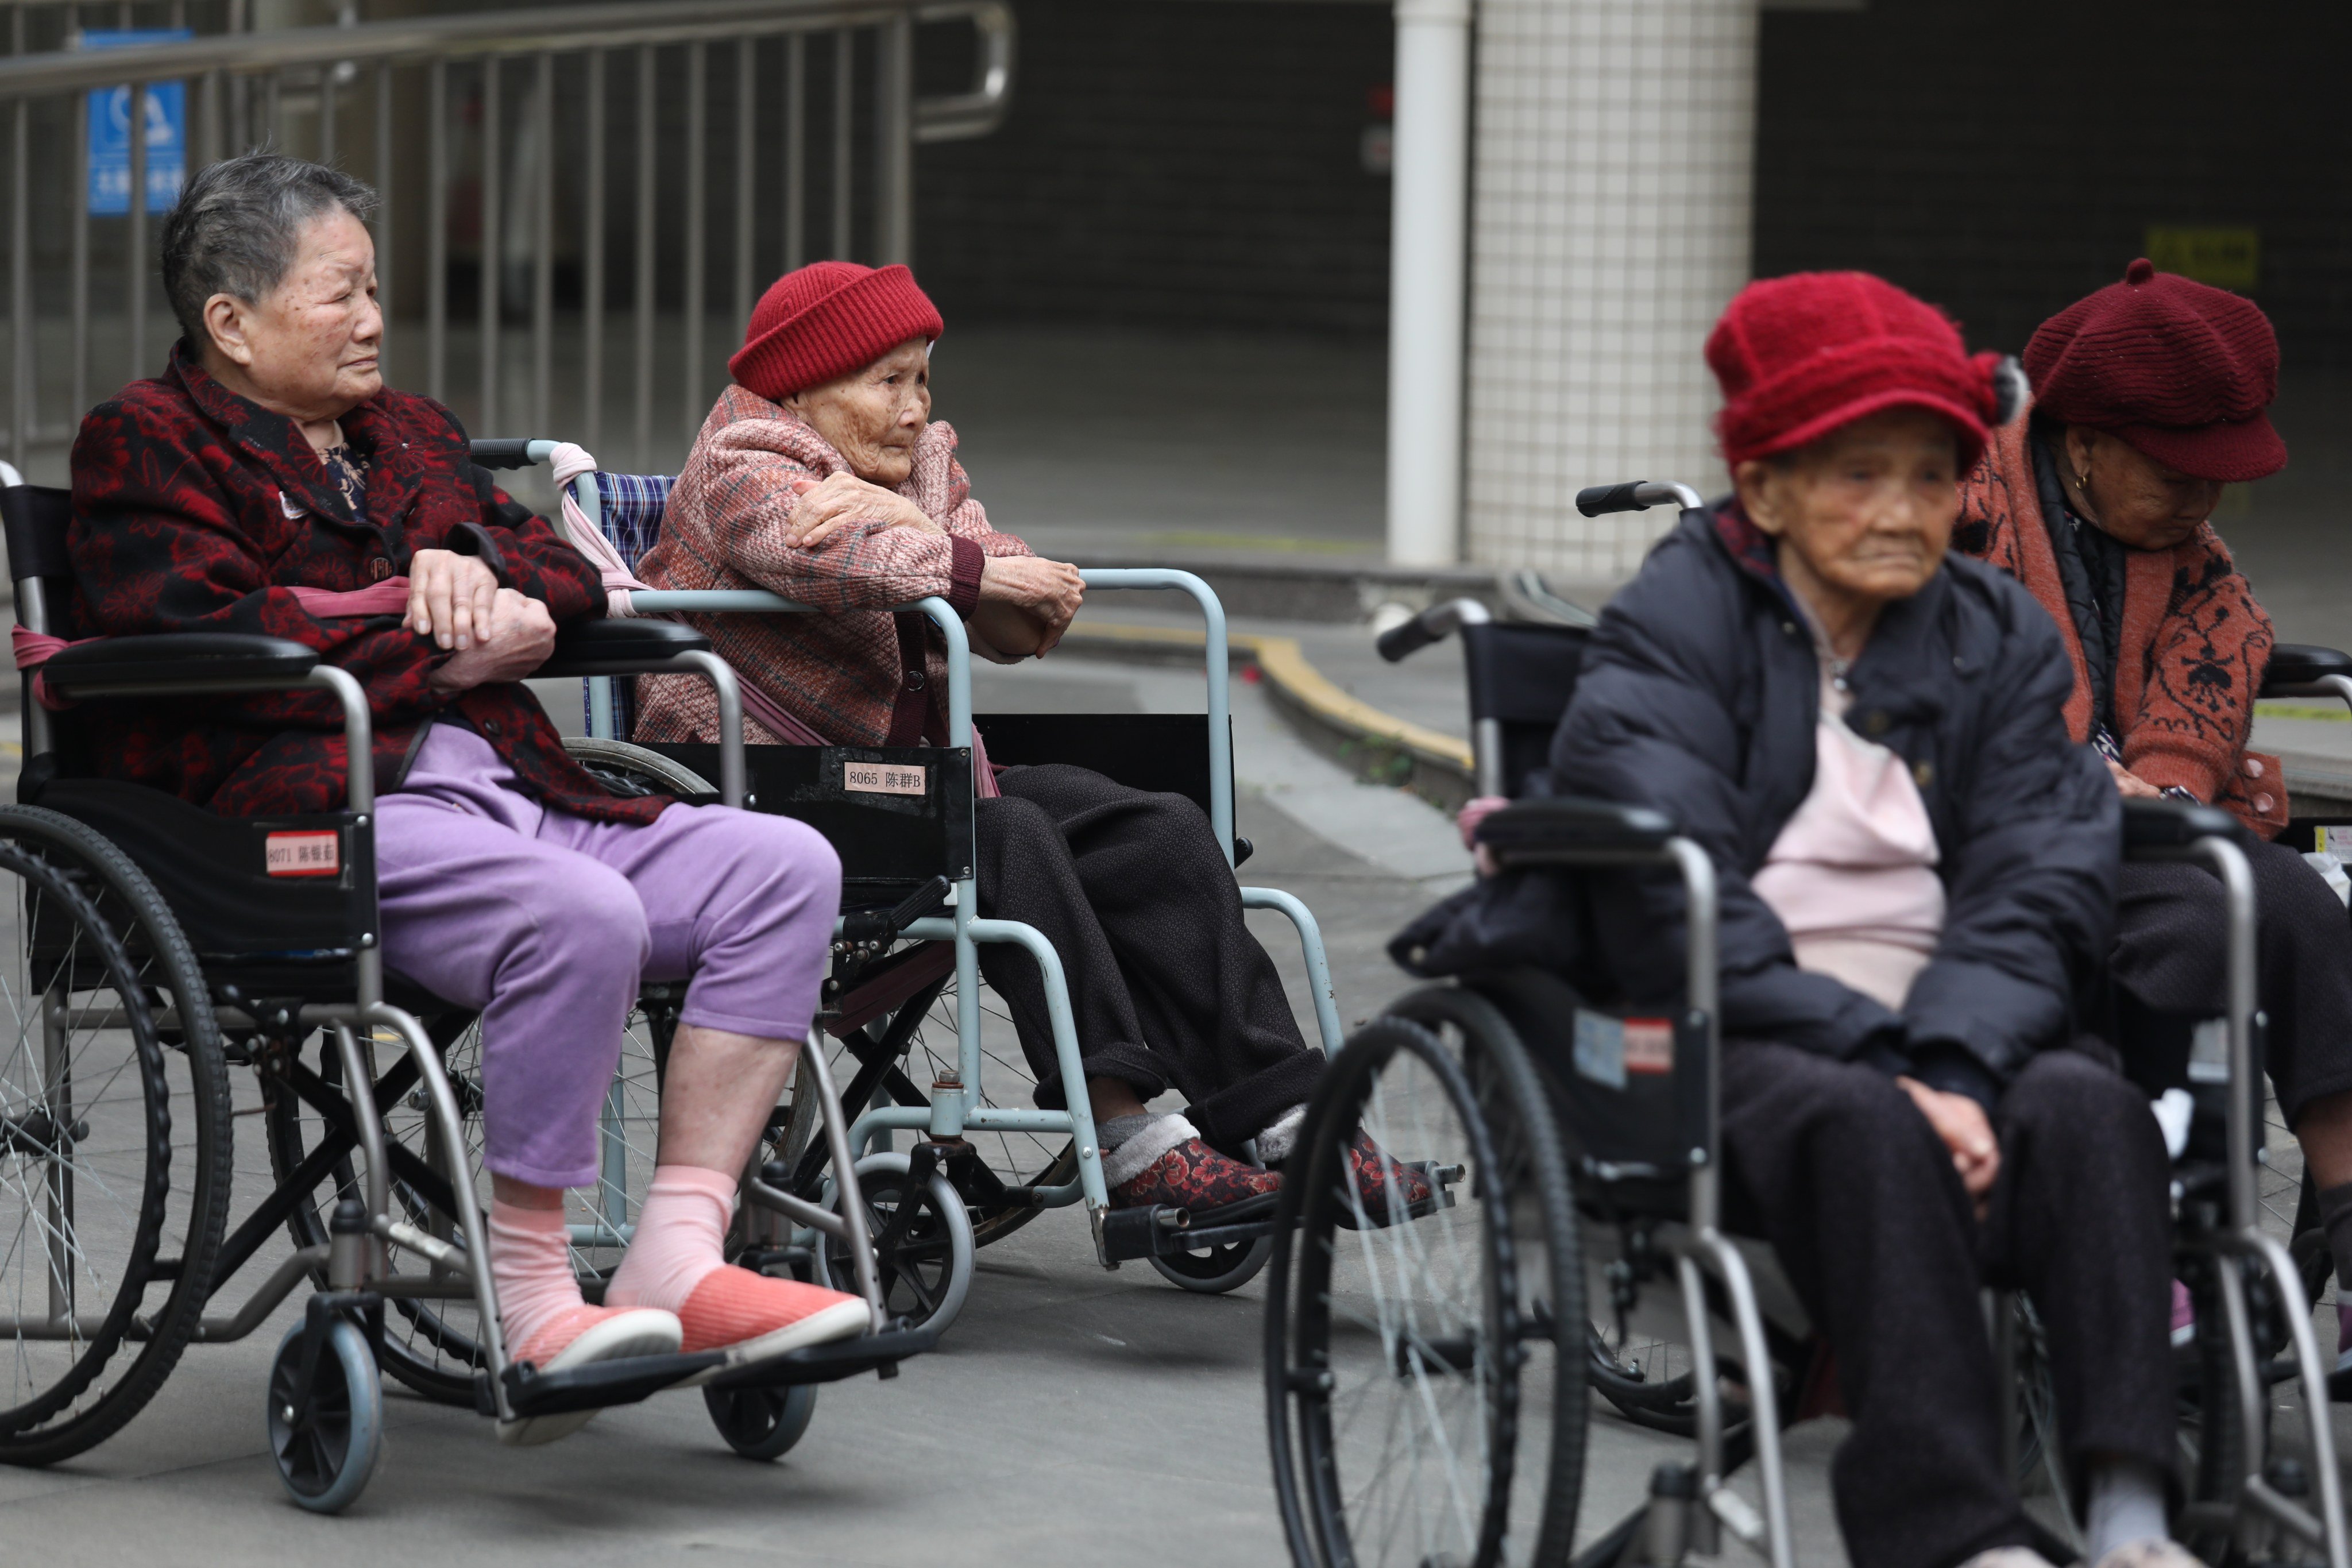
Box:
[1098,1112,1199,1189]
[1256,1103,1310,1164]
[2084,1455,2170,1565]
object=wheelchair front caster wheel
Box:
[267,1317,384,1513]
[1149,1233,1273,1294]
[816,1152,975,1336]
[704,1381,818,1461]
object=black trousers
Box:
[2111,837,2352,1126]
[1721,1042,2174,1568]
[972,764,1325,1146]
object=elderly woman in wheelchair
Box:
[65,152,864,1445]
[628,261,1409,1214]
[1953,263,2352,1371]
[1393,274,2189,1568]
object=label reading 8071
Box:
[265,831,341,877]
[843,762,927,797]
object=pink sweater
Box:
[633,385,1033,748]
[1750,662,1947,1012]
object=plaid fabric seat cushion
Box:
[592,470,675,569]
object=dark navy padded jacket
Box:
[1394,504,2119,1103]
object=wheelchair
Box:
[458,437,1348,1329]
[1264,479,2352,1568]
[0,477,935,1511]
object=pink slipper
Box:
[670,1267,870,1385]
[496,1303,682,1447]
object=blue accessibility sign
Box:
[84,29,190,217]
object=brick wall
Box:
[912,0,1395,336]
[1755,1,2352,366]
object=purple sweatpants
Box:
[376,723,841,1188]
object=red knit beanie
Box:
[728,261,944,402]
[2024,258,2285,483]
[1707,271,2006,472]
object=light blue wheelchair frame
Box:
[511,439,1346,1264]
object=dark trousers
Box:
[972,764,1324,1146]
[2114,837,2352,1125]
[1721,1042,2174,1568]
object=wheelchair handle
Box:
[1575,480,1704,517]
[1376,597,1491,663]
[468,438,558,470]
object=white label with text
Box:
[265,831,341,878]
[843,762,926,797]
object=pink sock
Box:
[488,1199,588,1358]
[605,1165,736,1315]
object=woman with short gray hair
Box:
[68,152,862,1445]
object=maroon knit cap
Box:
[1708,271,2005,471]
[728,261,944,402]
[2024,258,2285,483]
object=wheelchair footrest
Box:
[1099,1194,1281,1263]
[478,1324,940,1419]
[706,1325,939,1391]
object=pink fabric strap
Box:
[13,577,415,710]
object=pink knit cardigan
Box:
[633,384,1032,748]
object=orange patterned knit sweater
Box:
[1952,403,2286,839]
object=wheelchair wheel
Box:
[705,1381,818,1461]
[1389,985,1590,1565]
[1585,1325,1699,1436]
[813,1152,974,1334]
[1267,1014,1558,1568]
[264,1002,667,1405]
[1152,1231,1273,1295]
[787,977,1076,1250]
[565,737,718,801]
[0,805,231,1466]
[267,1315,384,1515]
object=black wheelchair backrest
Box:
[1461,621,1588,798]
[1,482,74,610]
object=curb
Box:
[1057,621,1477,809]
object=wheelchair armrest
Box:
[1474,795,1677,859]
[2121,798,2250,856]
[534,617,713,677]
[40,632,319,693]
[2264,642,2352,697]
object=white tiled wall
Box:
[1465,0,1758,582]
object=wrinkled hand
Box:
[406,547,503,652]
[424,588,557,693]
[2107,758,2163,798]
[1459,795,1508,878]
[978,555,1086,655]
[1897,1076,2000,1211]
[782,472,939,549]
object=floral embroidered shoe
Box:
[1341,1131,1433,1220]
[1111,1138,1283,1211]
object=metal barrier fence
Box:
[0,0,1014,477]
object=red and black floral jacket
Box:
[67,345,663,823]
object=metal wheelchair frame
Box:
[1362,476,2352,1567]
[1,478,924,1505]
[506,437,1346,1267]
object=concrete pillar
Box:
[1463,0,1758,585]
[1385,0,1473,567]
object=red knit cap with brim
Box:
[728,261,944,402]
[1708,271,2003,472]
[2025,258,2285,484]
